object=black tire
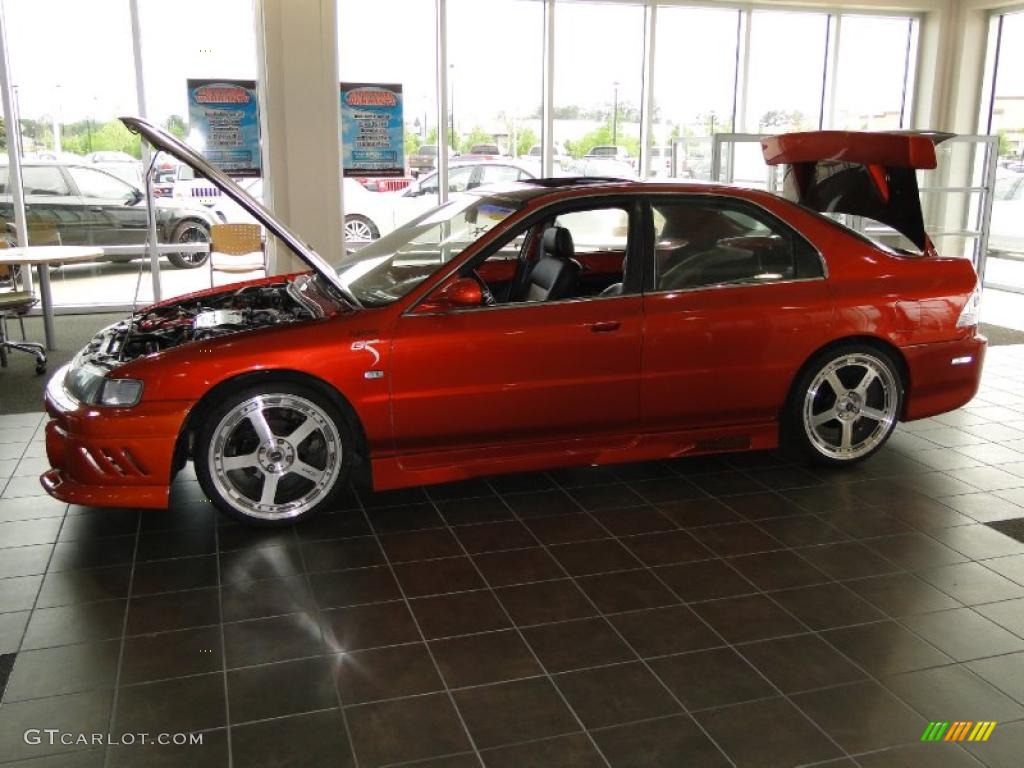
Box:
[167,220,211,268]
[344,214,380,242]
[784,344,903,466]
[194,382,355,527]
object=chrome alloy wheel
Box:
[802,353,899,461]
[208,394,343,521]
[344,216,376,241]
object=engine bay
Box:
[82,279,328,367]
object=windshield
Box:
[336,194,521,306]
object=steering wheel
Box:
[470,269,497,306]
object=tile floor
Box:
[1,346,1024,767]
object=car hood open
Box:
[120,116,358,307]
[762,130,953,253]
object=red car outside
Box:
[40,119,985,526]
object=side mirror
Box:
[417,277,482,312]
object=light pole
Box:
[612,81,620,146]
[52,84,62,153]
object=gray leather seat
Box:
[516,226,581,302]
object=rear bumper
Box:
[40,365,190,509]
[902,332,986,421]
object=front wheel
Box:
[344,214,380,242]
[195,383,353,526]
[786,345,903,465]
[167,220,211,268]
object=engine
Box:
[82,280,324,366]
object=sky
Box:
[0,0,954,139]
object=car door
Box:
[0,165,86,245]
[389,199,644,460]
[640,195,834,432]
[65,165,148,246]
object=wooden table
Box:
[0,246,105,350]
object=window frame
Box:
[66,165,140,202]
[640,193,827,295]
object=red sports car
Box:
[41,118,985,526]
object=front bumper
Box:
[902,332,987,421]
[40,364,191,509]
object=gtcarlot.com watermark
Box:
[24,730,203,747]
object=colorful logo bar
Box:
[921,721,997,742]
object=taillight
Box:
[956,286,981,329]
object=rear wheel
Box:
[195,383,353,526]
[787,345,903,465]
[167,220,211,268]
[344,214,379,242]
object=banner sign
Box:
[186,79,261,177]
[340,83,405,178]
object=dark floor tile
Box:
[454,520,535,554]
[903,607,1024,660]
[0,543,51,579]
[919,561,1024,605]
[360,486,430,510]
[867,533,969,571]
[783,484,868,512]
[723,491,808,521]
[482,731,604,768]
[549,538,638,576]
[228,656,339,723]
[792,680,927,753]
[931,524,1024,559]
[620,529,712,567]
[130,555,218,596]
[436,496,513,525]
[820,507,916,539]
[944,492,1024,522]
[58,509,139,541]
[963,718,1024,768]
[692,471,767,497]
[230,710,353,768]
[454,677,579,748]
[885,664,1024,722]
[216,524,297,554]
[473,547,562,587]
[556,661,680,729]
[656,497,742,528]
[135,527,215,561]
[301,536,384,572]
[291,509,370,540]
[126,588,219,635]
[4,639,119,700]
[486,471,556,494]
[739,633,866,694]
[394,556,485,597]
[609,605,721,657]
[523,513,607,544]
[727,550,830,591]
[380,528,463,562]
[308,566,400,608]
[649,647,774,710]
[568,483,646,512]
[799,541,902,580]
[412,589,512,638]
[577,569,677,613]
[592,714,731,768]
[550,465,618,488]
[769,582,884,630]
[346,692,468,768]
[522,617,634,673]
[611,460,676,481]
[654,559,756,602]
[319,600,421,652]
[856,743,979,768]
[0,611,28,654]
[696,697,842,768]
[746,466,823,491]
[21,599,126,649]
[755,515,849,547]
[976,596,1024,636]
[0,689,113,763]
[591,505,676,536]
[366,502,443,534]
[844,572,961,617]
[504,490,579,518]
[0,518,63,547]
[223,612,326,668]
[114,673,225,735]
[221,575,317,622]
[120,625,223,685]
[693,594,803,644]
[431,629,542,687]
[336,643,442,704]
[968,651,1024,704]
[47,536,136,572]
[886,496,976,531]
[0,573,41,613]
[985,553,1024,586]
[689,522,783,557]
[427,477,495,501]
[496,579,597,626]
[823,620,953,675]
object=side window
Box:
[22,167,71,196]
[475,165,523,188]
[68,167,137,201]
[419,166,473,196]
[652,199,822,291]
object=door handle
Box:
[590,321,620,333]
[89,206,104,212]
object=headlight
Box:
[64,364,143,407]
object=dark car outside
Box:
[0,160,217,268]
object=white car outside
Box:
[990,170,1024,256]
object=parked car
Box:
[585,145,633,164]
[647,146,673,176]
[408,144,454,177]
[0,160,215,267]
[989,170,1024,256]
[567,156,638,179]
[41,119,985,527]
[522,143,570,170]
[459,143,505,162]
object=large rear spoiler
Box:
[762,131,952,254]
